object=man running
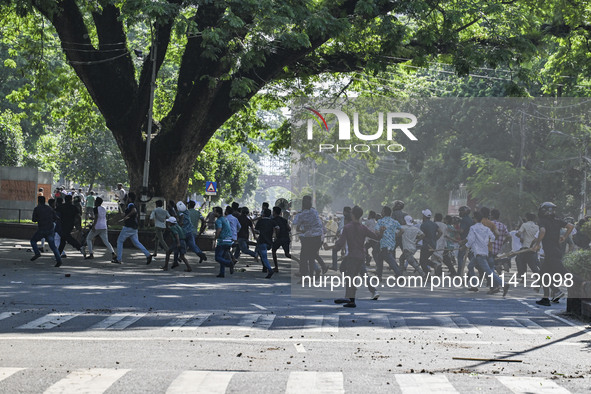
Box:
[114,192,152,265]
[30,196,63,267]
[328,206,379,308]
[533,202,574,306]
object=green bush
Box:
[564,250,591,282]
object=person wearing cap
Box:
[399,215,427,278]
[114,191,152,265]
[161,216,192,272]
[419,209,442,275]
[177,201,207,264]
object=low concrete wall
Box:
[0,223,215,251]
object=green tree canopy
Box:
[4,0,583,199]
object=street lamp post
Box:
[140,28,158,227]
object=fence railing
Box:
[0,207,35,223]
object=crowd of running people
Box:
[293,196,588,308]
[29,186,589,308]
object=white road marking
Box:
[166,371,234,394]
[435,316,481,335]
[0,336,582,346]
[250,303,267,310]
[17,312,82,330]
[181,313,211,329]
[395,374,459,393]
[304,316,323,332]
[515,318,552,335]
[452,316,481,334]
[161,313,210,330]
[497,376,571,393]
[501,318,552,335]
[304,315,338,333]
[106,313,146,330]
[0,368,24,383]
[369,313,392,330]
[285,371,344,394]
[0,311,19,321]
[236,314,275,330]
[91,313,132,330]
[43,368,129,394]
[294,343,306,353]
[390,316,410,332]
[545,309,591,337]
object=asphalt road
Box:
[0,238,590,393]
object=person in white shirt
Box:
[466,211,508,295]
[399,216,426,278]
[84,197,116,261]
[515,212,540,276]
[150,200,170,257]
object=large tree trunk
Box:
[33,1,372,203]
[122,137,202,202]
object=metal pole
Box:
[140,26,158,226]
[312,162,316,208]
[582,144,588,219]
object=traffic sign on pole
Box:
[205,181,217,195]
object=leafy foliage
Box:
[564,250,591,282]
[0,109,25,166]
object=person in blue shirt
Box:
[177,201,207,264]
[214,206,234,278]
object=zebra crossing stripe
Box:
[433,316,482,335]
[166,371,234,394]
[91,313,132,330]
[285,372,344,394]
[106,313,146,330]
[162,313,210,330]
[0,368,24,383]
[369,313,392,330]
[236,314,276,330]
[451,316,481,334]
[17,312,82,330]
[43,368,130,394]
[435,316,470,335]
[389,316,410,331]
[514,318,552,335]
[304,315,339,333]
[496,376,571,393]
[0,312,19,321]
[501,318,552,335]
[395,374,459,393]
[304,316,323,332]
